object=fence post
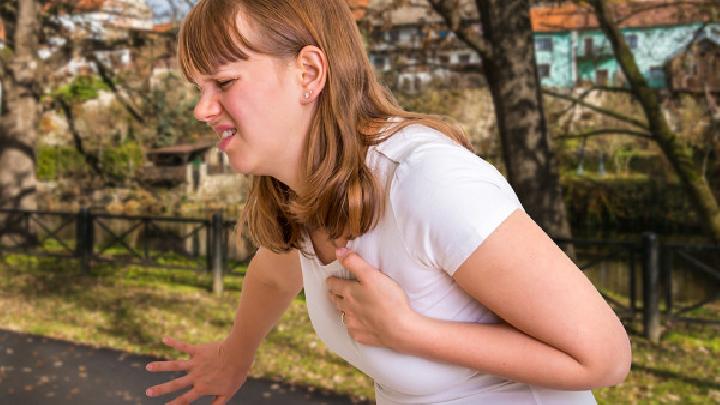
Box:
[642,232,661,342]
[76,208,93,274]
[663,249,673,316]
[205,220,212,274]
[629,250,637,315]
[211,213,225,296]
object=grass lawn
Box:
[0,254,718,403]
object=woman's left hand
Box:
[326,248,420,349]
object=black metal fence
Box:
[0,208,240,296]
[1,208,718,339]
[554,233,720,341]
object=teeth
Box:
[222,129,236,139]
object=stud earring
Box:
[303,90,311,99]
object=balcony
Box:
[577,45,615,61]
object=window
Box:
[373,56,386,69]
[649,66,665,81]
[439,55,450,64]
[372,30,385,42]
[596,69,609,85]
[458,54,471,64]
[537,64,551,78]
[536,38,553,52]
[584,38,594,55]
[624,33,638,49]
[390,30,399,42]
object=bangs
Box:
[178,0,260,81]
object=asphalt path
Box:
[0,329,367,405]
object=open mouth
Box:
[218,128,236,151]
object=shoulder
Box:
[373,124,524,274]
[371,123,515,202]
[370,123,462,165]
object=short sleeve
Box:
[389,140,524,276]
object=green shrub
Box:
[52,75,110,104]
[37,142,144,181]
[562,176,701,235]
[36,146,85,180]
[100,141,143,179]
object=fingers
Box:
[163,336,196,355]
[146,359,192,372]
[326,276,349,297]
[336,249,376,282]
[166,388,202,405]
[212,395,228,405]
[328,291,342,307]
[328,293,349,319]
[146,374,193,398]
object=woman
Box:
[145,0,632,404]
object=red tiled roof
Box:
[152,22,175,33]
[531,1,712,33]
[75,0,105,11]
[347,0,369,21]
[43,0,105,14]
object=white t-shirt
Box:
[299,124,596,404]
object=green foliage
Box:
[36,146,85,180]
[99,141,143,179]
[562,175,701,235]
[52,75,110,104]
[37,142,144,181]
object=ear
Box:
[296,45,327,104]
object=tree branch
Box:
[85,53,146,123]
[556,128,652,140]
[427,0,493,60]
[57,98,108,180]
[542,88,650,130]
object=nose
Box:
[193,89,222,123]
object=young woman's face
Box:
[192,22,313,190]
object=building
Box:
[531,2,720,89]
[142,140,248,202]
[363,1,720,90]
[364,0,483,92]
[666,33,720,93]
[42,0,155,76]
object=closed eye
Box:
[216,78,237,91]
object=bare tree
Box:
[427,0,573,239]
[583,0,720,240]
[0,0,39,210]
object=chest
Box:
[308,229,348,266]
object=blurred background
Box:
[0,1,718,404]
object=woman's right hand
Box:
[145,336,252,405]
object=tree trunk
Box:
[475,0,572,240]
[0,0,39,210]
[592,0,720,241]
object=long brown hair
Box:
[178,0,472,254]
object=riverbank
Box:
[0,254,717,403]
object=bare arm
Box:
[394,209,631,390]
[223,247,304,368]
[145,247,303,404]
[330,210,631,391]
